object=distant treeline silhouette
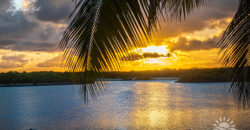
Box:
[0,68,249,86]
[0,72,73,86]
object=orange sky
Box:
[0,0,239,72]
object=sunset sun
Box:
[122,45,178,70]
[139,45,169,55]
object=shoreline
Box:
[0,83,77,87]
[0,79,232,87]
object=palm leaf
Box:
[60,0,205,101]
[218,0,249,107]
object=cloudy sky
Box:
[0,0,239,72]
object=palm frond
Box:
[166,0,206,20]
[60,0,150,101]
[147,0,206,33]
[218,0,250,107]
[60,0,205,101]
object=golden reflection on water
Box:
[1,82,250,129]
[129,82,172,128]
[126,81,248,129]
[79,81,250,129]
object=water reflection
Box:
[130,82,170,128]
[0,81,249,129]
[126,81,249,129]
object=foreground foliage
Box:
[60,0,249,105]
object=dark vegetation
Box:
[0,72,73,86]
[105,68,249,83]
[0,68,249,86]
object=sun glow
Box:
[22,0,33,10]
[138,45,169,55]
[128,45,177,67]
[7,0,40,15]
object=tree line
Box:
[0,71,72,85]
[0,68,249,85]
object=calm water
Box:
[0,80,249,129]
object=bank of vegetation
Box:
[0,68,249,86]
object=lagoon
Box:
[0,80,249,129]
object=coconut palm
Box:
[60,0,249,105]
[218,0,249,107]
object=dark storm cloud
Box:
[0,54,28,69]
[0,40,57,52]
[0,12,38,39]
[38,26,56,40]
[0,40,16,49]
[12,41,58,52]
[0,0,65,53]
[34,0,73,22]
[170,37,217,51]
[0,0,38,39]
[0,0,9,10]
[122,52,170,61]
